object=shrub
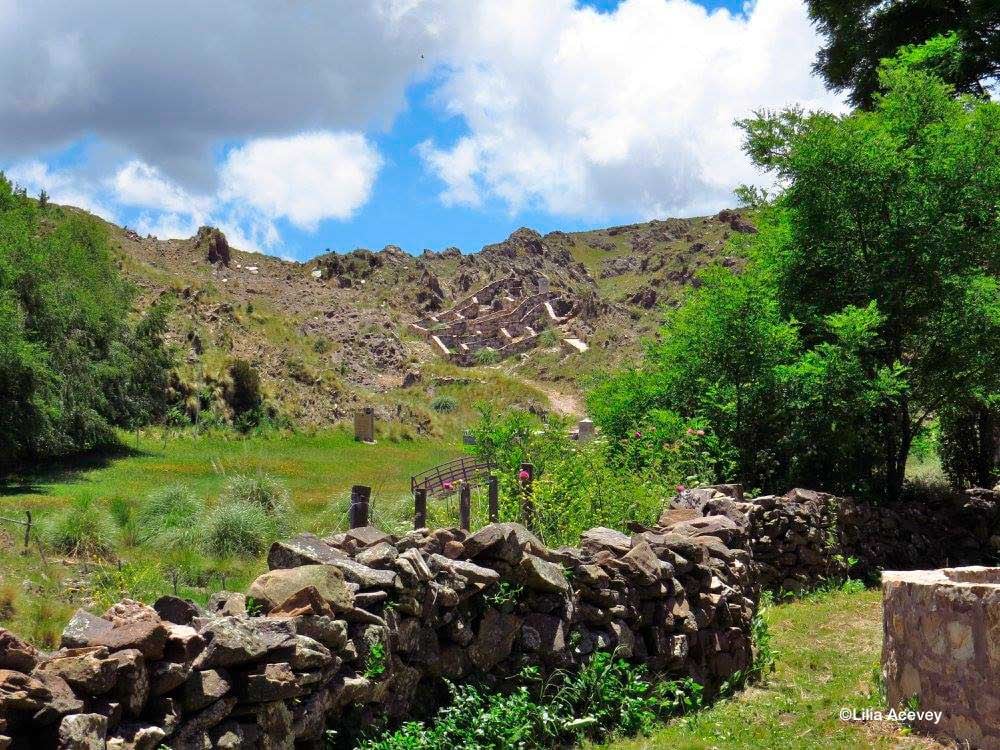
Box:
[202,499,273,558]
[430,395,458,413]
[41,495,118,558]
[228,359,262,415]
[359,653,703,749]
[219,473,292,534]
[474,347,499,366]
[136,485,205,550]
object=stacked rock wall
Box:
[0,521,757,749]
[665,485,1000,594]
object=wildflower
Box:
[696,429,705,436]
[442,481,453,491]
[676,484,686,493]
[518,469,531,482]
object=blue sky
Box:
[0,0,838,260]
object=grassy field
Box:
[596,588,946,750]
[0,427,465,647]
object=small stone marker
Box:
[577,418,595,443]
[537,276,550,294]
[354,407,375,443]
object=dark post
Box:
[487,475,499,523]
[23,511,31,553]
[414,487,428,530]
[459,484,472,531]
[519,462,534,530]
[350,485,371,529]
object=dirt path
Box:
[528,380,585,417]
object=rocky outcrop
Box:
[0,521,758,748]
[195,226,231,267]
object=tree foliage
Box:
[0,176,174,473]
[807,1,1000,107]
[591,48,1000,499]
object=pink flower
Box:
[518,469,531,482]
[634,431,642,438]
[696,429,705,436]
[442,481,453,491]
[676,484,686,493]
[686,428,695,435]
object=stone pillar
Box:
[354,407,375,443]
[577,419,595,443]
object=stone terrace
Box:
[409,273,586,365]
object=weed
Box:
[364,640,387,679]
[430,395,458,413]
[220,473,292,534]
[485,581,523,610]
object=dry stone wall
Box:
[0,520,758,749]
[667,485,1000,593]
[6,484,997,748]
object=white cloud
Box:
[419,0,846,218]
[219,132,383,230]
[112,161,210,217]
[5,159,119,221]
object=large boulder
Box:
[0,628,40,672]
[57,713,107,750]
[517,555,570,594]
[580,527,632,557]
[463,523,542,563]
[34,648,118,695]
[0,669,52,714]
[248,565,353,611]
[267,534,344,570]
[469,609,521,670]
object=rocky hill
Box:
[93,207,754,428]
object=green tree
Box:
[591,46,1000,500]
[807,2,1000,107]
[0,176,174,474]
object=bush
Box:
[228,359,262,415]
[219,473,292,534]
[42,495,118,558]
[202,499,274,558]
[359,653,703,749]
[474,347,499,366]
[430,395,458,413]
[136,484,205,550]
[469,406,670,546]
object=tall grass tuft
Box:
[219,473,292,534]
[136,484,205,550]
[202,499,274,558]
[41,494,118,558]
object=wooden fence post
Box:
[414,488,427,530]
[350,485,371,529]
[519,462,534,530]
[488,476,499,523]
[23,511,31,554]
[459,484,472,531]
